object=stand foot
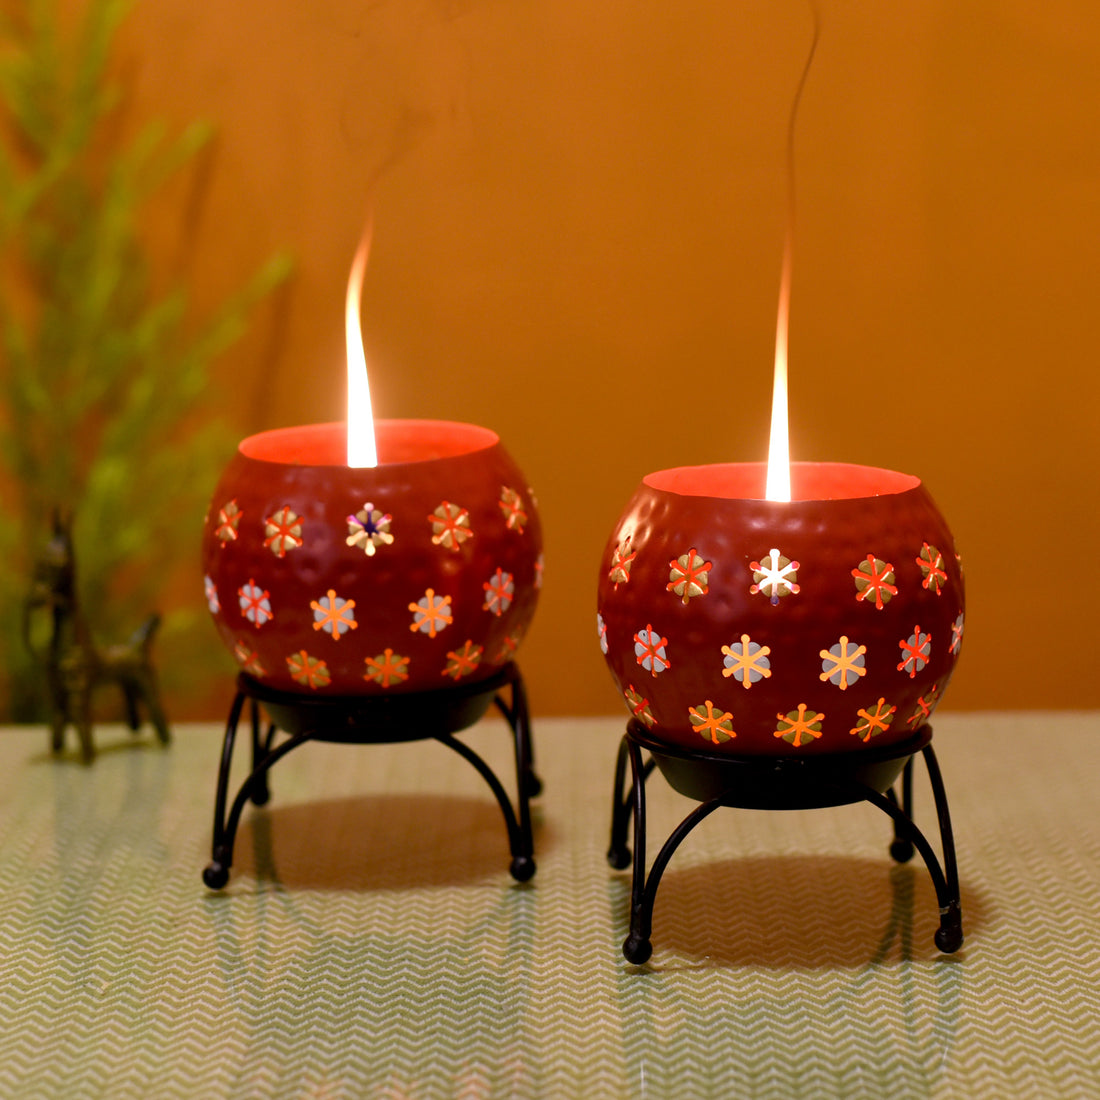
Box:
[509,855,536,882]
[623,934,653,965]
[203,862,229,890]
[606,846,631,871]
[935,901,964,953]
[890,838,915,863]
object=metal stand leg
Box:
[617,736,724,965]
[203,694,313,890]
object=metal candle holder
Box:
[597,461,966,963]
[203,662,538,890]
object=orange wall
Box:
[121,0,1100,715]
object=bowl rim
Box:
[642,461,922,502]
[238,419,500,468]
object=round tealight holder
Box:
[199,420,544,889]
[598,461,964,962]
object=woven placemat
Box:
[0,711,1097,1098]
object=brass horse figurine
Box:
[23,513,170,762]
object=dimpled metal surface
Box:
[202,420,542,695]
[597,462,964,755]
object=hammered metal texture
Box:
[597,463,964,755]
[202,421,542,695]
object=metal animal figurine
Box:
[22,512,170,763]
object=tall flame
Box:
[346,221,378,468]
[765,234,792,502]
[765,4,819,503]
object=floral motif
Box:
[950,612,965,656]
[499,486,527,532]
[667,548,712,604]
[428,501,473,551]
[721,634,772,689]
[482,568,515,617]
[750,549,800,604]
[918,543,948,595]
[819,636,867,690]
[443,640,484,680]
[364,649,410,688]
[633,625,670,676]
[238,579,273,628]
[774,704,824,747]
[850,698,897,742]
[624,685,656,728]
[852,554,897,609]
[310,590,357,639]
[409,589,453,637]
[203,575,219,614]
[608,534,636,588]
[285,650,331,689]
[263,506,304,558]
[215,499,242,545]
[233,639,266,677]
[688,700,736,745]
[493,632,522,663]
[897,626,932,678]
[597,612,608,655]
[907,685,940,728]
[347,503,394,557]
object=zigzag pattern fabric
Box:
[0,715,1097,1098]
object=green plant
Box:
[0,0,291,720]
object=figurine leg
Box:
[74,686,95,764]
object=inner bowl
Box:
[597,462,964,756]
[202,420,543,696]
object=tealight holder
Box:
[200,419,543,888]
[598,461,964,963]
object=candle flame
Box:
[346,220,378,468]
[765,4,819,503]
[765,235,792,502]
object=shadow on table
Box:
[232,792,553,891]
[617,854,987,969]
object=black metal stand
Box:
[607,720,962,964]
[203,662,540,890]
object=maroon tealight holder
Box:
[599,461,965,962]
[199,419,543,888]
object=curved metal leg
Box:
[493,665,542,798]
[888,757,916,863]
[204,699,314,888]
[203,689,247,889]
[921,744,963,952]
[855,776,963,953]
[607,733,656,870]
[621,738,726,965]
[436,731,535,882]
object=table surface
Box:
[0,709,1097,1099]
